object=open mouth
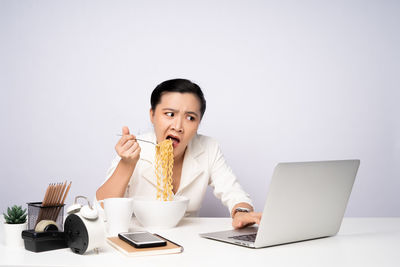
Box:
[166,135,180,148]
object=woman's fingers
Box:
[126,142,139,155]
[254,212,262,224]
[115,126,141,163]
[122,126,130,135]
[248,212,262,226]
[116,126,136,148]
[120,141,137,156]
[117,134,136,147]
[117,139,141,162]
[121,139,135,151]
[127,143,141,158]
[232,212,262,229]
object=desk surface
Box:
[1,217,399,267]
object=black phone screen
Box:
[118,232,167,248]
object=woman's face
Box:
[150,92,201,160]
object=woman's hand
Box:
[232,212,262,229]
[115,126,141,164]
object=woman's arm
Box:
[207,138,259,228]
[96,159,138,200]
[208,142,253,211]
[96,126,141,201]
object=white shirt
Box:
[103,132,253,216]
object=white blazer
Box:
[103,132,253,216]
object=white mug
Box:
[98,198,133,236]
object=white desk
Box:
[0,217,399,267]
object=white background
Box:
[1,0,399,217]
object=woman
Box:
[96,79,261,229]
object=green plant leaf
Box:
[20,214,27,223]
[3,213,11,223]
[5,205,27,223]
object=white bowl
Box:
[132,196,189,229]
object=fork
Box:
[116,134,156,145]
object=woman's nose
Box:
[171,117,184,133]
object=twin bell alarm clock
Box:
[65,196,105,254]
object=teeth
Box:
[167,136,178,142]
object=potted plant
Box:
[3,205,28,247]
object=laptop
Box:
[200,159,360,248]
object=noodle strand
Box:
[155,139,174,201]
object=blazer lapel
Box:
[177,135,205,193]
[141,163,157,188]
[140,133,205,193]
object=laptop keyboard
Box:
[228,233,257,242]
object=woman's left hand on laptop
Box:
[232,212,262,229]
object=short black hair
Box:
[150,78,206,119]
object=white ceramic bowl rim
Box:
[133,196,189,203]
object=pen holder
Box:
[27,202,65,231]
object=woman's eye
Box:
[165,112,174,117]
[186,115,195,121]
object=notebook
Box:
[107,234,183,256]
[200,160,360,248]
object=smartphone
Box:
[118,231,167,248]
